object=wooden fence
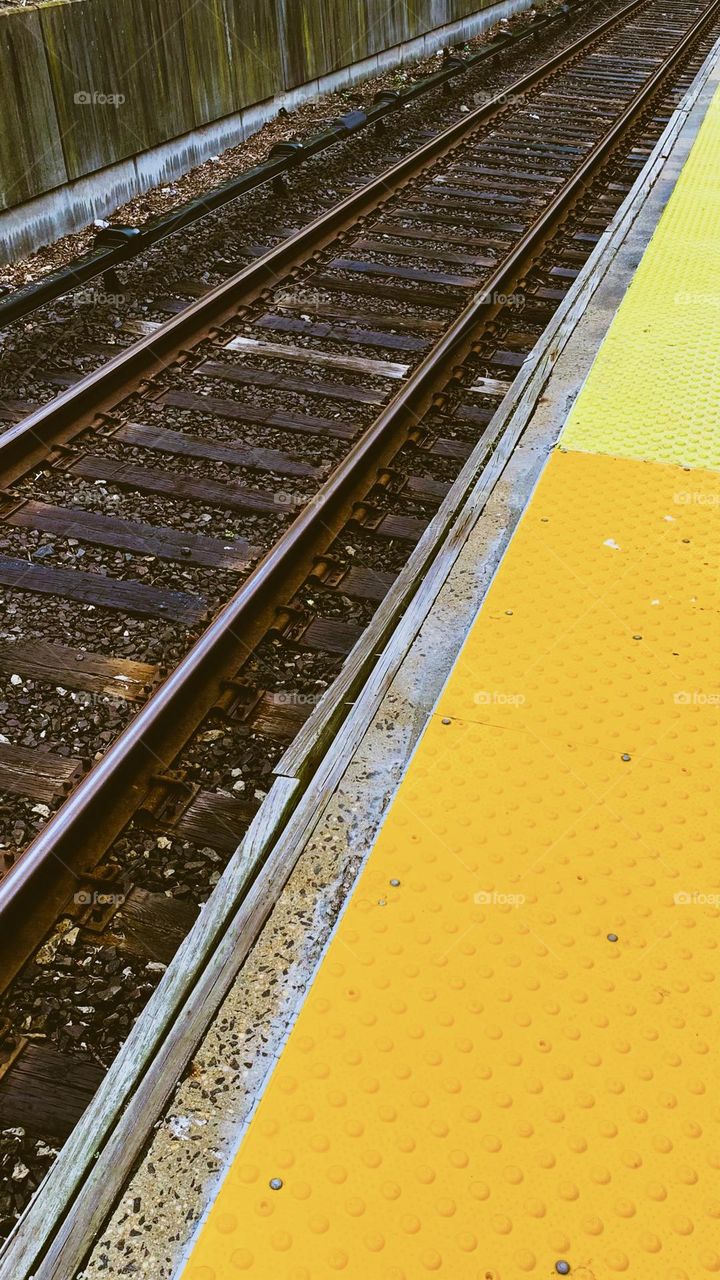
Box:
[0,0,493,213]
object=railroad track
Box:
[0,0,718,1243]
[0,0,583,330]
[0,0,597,405]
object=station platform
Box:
[179,70,720,1280]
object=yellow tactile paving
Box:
[560,84,720,469]
[436,449,720,757]
[182,446,720,1280]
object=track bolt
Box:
[607,934,618,943]
[441,717,451,725]
[555,1264,570,1276]
[621,753,631,762]
[269,1178,283,1190]
[390,879,400,887]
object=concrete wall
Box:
[0,0,530,260]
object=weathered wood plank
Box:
[426,436,473,462]
[161,389,357,440]
[402,193,525,232]
[453,403,495,427]
[115,421,321,479]
[359,512,428,542]
[0,639,159,701]
[152,296,192,316]
[326,564,396,603]
[405,474,451,503]
[489,348,526,369]
[479,139,584,157]
[39,0,195,182]
[448,162,563,184]
[255,314,428,353]
[533,286,570,301]
[425,180,526,205]
[172,789,257,853]
[299,617,364,655]
[223,335,409,380]
[327,257,481,289]
[120,320,161,339]
[0,1045,103,1140]
[429,168,538,196]
[0,554,206,625]
[70,456,289,516]
[351,238,495,269]
[246,690,316,741]
[467,376,513,396]
[273,298,446,333]
[43,371,82,390]
[196,361,386,406]
[307,273,457,310]
[0,400,40,424]
[179,0,281,127]
[0,742,83,802]
[368,222,500,252]
[103,888,199,964]
[550,265,581,280]
[279,0,330,86]
[7,500,254,571]
[382,513,428,541]
[0,10,66,210]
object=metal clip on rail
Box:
[267,139,306,163]
[371,88,402,129]
[267,139,306,192]
[332,109,369,136]
[93,225,143,290]
[94,226,143,249]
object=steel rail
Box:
[0,0,710,977]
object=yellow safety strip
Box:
[561,86,720,469]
